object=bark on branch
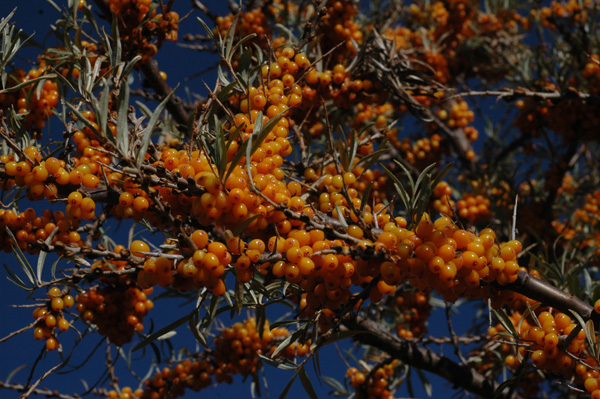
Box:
[342,313,522,399]
[503,271,598,322]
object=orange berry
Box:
[130,240,150,257]
[133,196,149,212]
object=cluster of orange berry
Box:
[456,192,492,224]
[553,190,600,256]
[346,360,398,399]
[0,64,58,132]
[32,286,74,351]
[2,135,108,198]
[127,317,303,399]
[392,290,431,338]
[581,54,600,95]
[486,308,600,399]
[215,8,270,49]
[432,181,455,215]
[537,0,593,28]
[437,99,477,134]
[138,232,229,296]
[317,0,363,61]
[378,215,525,303]
[76,284,154,346]
[108,0,179,63]
[392,133,445,169]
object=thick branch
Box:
[503,271,597,322]
[343,314,522,399]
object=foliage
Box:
[1,0,600,399]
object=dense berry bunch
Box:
[132,317,303,399]
[456,192,492,224]
[108,0,179,63]
[553,190,600,256]
[32,286,74,351]
[76,285,153,346]
[0,64,58,132]
[347,360,398,399]
[484,308,600,398]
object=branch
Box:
[0,382,81,399]
[343,313,522,399]
[447,88,594,103]
[502,271,597,322]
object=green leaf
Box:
[121,55,142,79]
[230,33,258,60]
[279,369,299,399]
[431,162,454,190]
[335,204,348,228]
[6,227,37,286]
[393,159,415,191]
[98,78,111,142]
[250,112,285,155]
[299,367,318,399]
[492,309,517,337]
[133,310,193,352]
[380,163,411,214]
[0,74,58,94]
[111,18,122,67]
[188,317,208,347]
[322,376,348,395]
[224,12,240,60]
[213,115,228,180]
[37,227,59,283]
[232,214,260,237]
[272,328,303,359]
[136,85,177,167]
[65,102,100,138]
[258,354,298,371]
[416,369,432,397]
[354,147,389,173]
[50,256,63,280]
[224,126,248,183]
[5,364,27,384]
[4,264,31,290]
[116,80,130,155]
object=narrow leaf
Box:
[6,227,37,286]
[136,86,177,167]
[37,228,59,282]
[133,310,192,352]
[116,80,130,155]
[299,367,319,399]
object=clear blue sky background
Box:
[0,1,475,398]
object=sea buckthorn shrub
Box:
[1,1,600,399]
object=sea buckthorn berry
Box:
[32,165,48,182]
[130,240,150,257]
[594,299,600,314]
[133,196,149,212]
[82,174,100,188]
[191,230,208,249]
[51,297,64,311]
[45,337,58,351]
[68,192,83,206]
[119,192,134,207]
[80,198,96,213]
